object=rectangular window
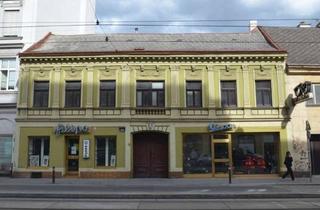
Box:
[183,134,211,174]
[100,80,116,107]
[3,10,20,36]
[65,81,81,107]
[232,133,279,175]
[256,80,272,107]
[0,58,17,90]
[186,81,202,107]
[136,81,164,107]
[307,84,320,105]
[221,81,237,107]
[96,136,116,167]
[28,137,50,167]
[33,81,49,107]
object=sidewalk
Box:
[0,176,319,199]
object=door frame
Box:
[65,136,80,174]
[211,133,232,177]
[131,131,169,178]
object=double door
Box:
[133,132,168,178]
[211,134,232,176]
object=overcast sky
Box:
[96,0,320,33]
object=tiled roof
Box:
[21,31,280,56]
[260,26,320,66]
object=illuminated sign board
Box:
[208,123,235,132]
[55,124,90,135]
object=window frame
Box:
[64,81,81,108]
[28,136,50,167]
[186,81,202,108]
[255,80,272,107]
[136,80,165,107]
[95,136,117,167]
[220,80,237,107]
[33,81,49,108]
[0,58,17,91]
[306,83,320,106]
[99,80,116,107]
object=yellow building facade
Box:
[15,33,289,178]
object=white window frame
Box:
[0,58,17,91]
[28,137,49,167]
[306,84,320,106]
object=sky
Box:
[95,0,320,33]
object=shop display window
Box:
[232,133,279,174]
[183,134,211,174]
[95,136,116,167]
[28,137,50,167]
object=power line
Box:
[0,17,319,24]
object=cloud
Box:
[281,0,320,16]
[96,0,320,33]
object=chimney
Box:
[297,21,311,28]
[249,20,258,31]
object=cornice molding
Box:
[20,54,286,65]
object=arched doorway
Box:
[133,132,168,178]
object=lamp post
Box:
[306,120,312,182]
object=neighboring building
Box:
[0,0,95,175]
[15,32,289,178]
[260,25,320,176]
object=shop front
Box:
[179,123,287,178]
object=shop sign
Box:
[292,81,313,105]
[54,124,90,135]
[208,123,235,132]
[83,139,90,159]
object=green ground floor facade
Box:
[14,121,289,178]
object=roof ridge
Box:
[257,26,284,51]
[20,32,52,56]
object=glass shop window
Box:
[232,133,279,174]
[183,134,211,174]
[95,136,116,167]
[28,137,50,167]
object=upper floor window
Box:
[2,9,21,37]
[65,81,81,108]
[186,81,202,107]
[100,80,115,107]
[0,58,16,90]
[28,136,50,167]
[307,84,320,105]
[221,81,237,107]
[256,80,272,107]
[33,81,49,107]
[136,81,164,107]
[95,136,116,167]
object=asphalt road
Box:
[0,198,320,209]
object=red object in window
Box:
[243,156,255,169]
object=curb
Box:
[1,193,320,199]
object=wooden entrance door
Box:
[133,132,168,178]
[311,135,320,175]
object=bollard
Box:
[52,166,55,184]
[10,163,13,178]
[228,167,232,184]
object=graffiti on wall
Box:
[292,138,308,171]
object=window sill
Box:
[95,166,117,169]
[27,166,50,169]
